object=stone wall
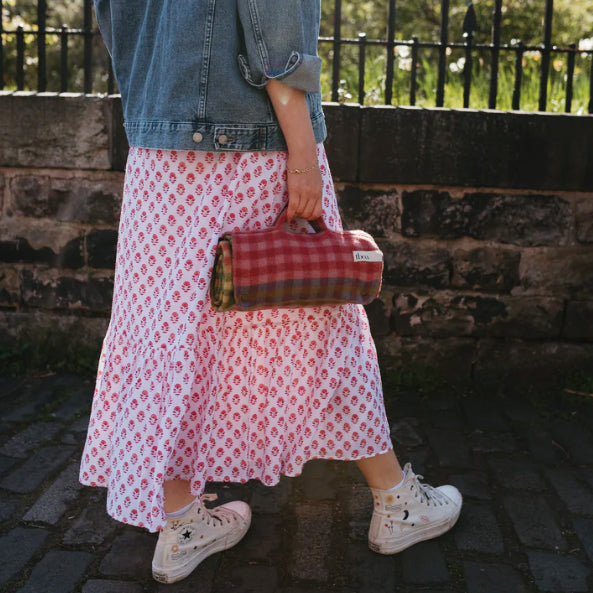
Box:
[1,92,592,390]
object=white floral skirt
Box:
[79,144,393,532]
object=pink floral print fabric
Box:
[79,144,393,532]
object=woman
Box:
[80,0,462,584]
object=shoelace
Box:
[196,493,234,526]
[409,473,449,507]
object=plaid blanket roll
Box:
[210,213,383,311]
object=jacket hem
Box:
[124,114,327,152]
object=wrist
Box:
[287,162,319,175]
[284,122,317,153]
[286,143,318,169]
[286,138,317,159]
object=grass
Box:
[320,46,592,114]
[0,328,100,378]
[381,360,450,397]
[524,369,593,424]
[562,368,593,400]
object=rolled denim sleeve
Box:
[237,0,322,93]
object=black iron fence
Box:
[1,0,114,93]
[2,0,592,113]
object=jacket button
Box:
[192,132,203,143]
[218,134,229,144]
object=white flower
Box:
[449,57,465,73]
[398,57,412,71]
[579,37,593,52]
[396,45,411,58]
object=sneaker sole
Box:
[368,509,461,555]
[152,518,251,584]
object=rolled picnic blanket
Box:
[209,209,383,312]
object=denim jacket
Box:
[93,0,326,152]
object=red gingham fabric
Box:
[226,214,383,309]
[79,144,394,532]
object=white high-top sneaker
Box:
[368,463,462,555]
[152,493,251,584]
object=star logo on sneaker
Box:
[177,524,196,543]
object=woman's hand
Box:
[286,153,323,221]
[265,79,324,222]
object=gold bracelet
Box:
[287,163,319,175]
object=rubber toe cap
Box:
[437,485,463,508]
[221,500,252,523]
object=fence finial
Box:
[463,2,478,37]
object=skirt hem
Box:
[79,445,394,532]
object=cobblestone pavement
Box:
[1,373,593,593]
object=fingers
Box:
[299,194,315,221]
[286,193,300,223]
[300,194,322,220]
[287,190,322,222]
[311,200,323,220]
[287,172,323,222]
